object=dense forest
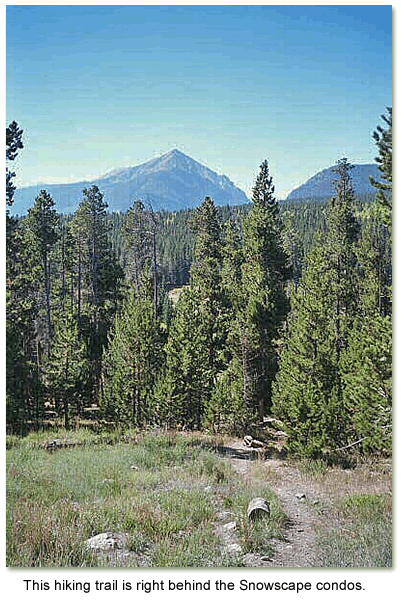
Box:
[6,109,392,458]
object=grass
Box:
[6,430,285,567]
[315,493,392,567]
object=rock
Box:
[85,532,130,552]
[216,510,235,521]
[227,543,242,555]
[223,521,237,532]
[247,497,270,520]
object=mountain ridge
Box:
[286,163,381,201]
[11,149,249,215]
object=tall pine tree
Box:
[100,272,162,426]
[239,160,289,420]
[273,159,360,456]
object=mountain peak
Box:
[12,150,249,215]
[286,163,381,201]
[165,148,187,157]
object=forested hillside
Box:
[6,109,392,459]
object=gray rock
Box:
[85,532,130,552]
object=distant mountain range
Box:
[11,149,249,215]
[286,163,380,201]
[11,153,382,216]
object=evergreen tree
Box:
[153,286,210,429]
[24,190,59,352]
[154,197,225,430]
[272,240,339,457]
[356,206,392,318]
[189,197,226,379]
[338,110,393,455]
[340,314,392,454]
[124,200,160,315]
[328,159,360,365]
[6,217,43,428]
[70,185,124,403]
[45,314,87,429]
[6,120,23,206]
[239,160,289,420]
[369,107,392,226]
[273,159,360,455]
[100,266,162,426]
[205,218,248,433]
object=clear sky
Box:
[6,4,392,199]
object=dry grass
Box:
[6,430,285,567]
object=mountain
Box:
[11,149,249,215]
[286,163,381,201]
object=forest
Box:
[6,108,392,459]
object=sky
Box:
[6,3,392,199]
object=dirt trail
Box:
[218,439,392,568]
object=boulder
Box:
[85,532,130,552]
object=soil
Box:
[216,439,392,568]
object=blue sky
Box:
[6,4,392,199]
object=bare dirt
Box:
[217,439,392,568]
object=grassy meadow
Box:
[6,429,286,567]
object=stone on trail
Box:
[85,532,130,552]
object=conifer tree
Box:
[100,269,162,426]
[189,197,226,378]
[154,197,225,430]
[153,286,210,429]
[205,218,248,433]
[339,110,393,455]
[272,239,339,456]
[124,200,160,315]
[24,190,59,352]
[70,185,124,403]
[6,218,41,427]
[45,314,87,429]
[369,107,392,226]
[6,120,23,206]
[340,314,392,454]
[273,159,360,455]
[239,160,289,420]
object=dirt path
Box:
[218,439,392,568]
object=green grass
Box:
[6,430,285,567]
[315,493,392,567]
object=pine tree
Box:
[154,198,225,430]
[100,272,162,426]
[124,200,160,315]
[272,240,339,457]
[6,120,23,206]
[70,185,124,403]
[7,217,43,428]
[338,110,393,455]
[340,314,392,454]
[24,190,59,352]
[328,159,360,364]
[273,159,360,456]
[189,197,226,377]
[369,107,392,226]
[239,160,289,420]
[45,314,87,429]
[153,286,210,429]
[205,218,248,433]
